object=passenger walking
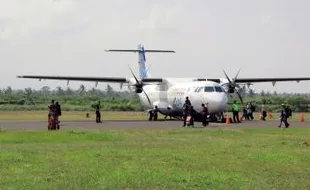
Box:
[246,103,253,120]
[278,104,290,128]
[182,97,191,127]
[55,101,62,130]
[188,105,197,126]
[153,106,158,121]
[261,104,267,120]
[48,100,56,130]
[201,103,209,126]
[232,100,240,123]
[241,106,248,120]
[95,101,102,123]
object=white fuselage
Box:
[129,78,228,115]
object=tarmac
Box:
[0,119,309,131]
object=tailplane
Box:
[105,44,175,79]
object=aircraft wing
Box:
[17,75,163,83]
[206,77,310,84]
[234,77,310,83]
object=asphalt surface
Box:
[0,119,309,131]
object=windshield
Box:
[204,86,215,92]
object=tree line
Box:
[0,85,310,112]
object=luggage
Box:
[186,116,192,127]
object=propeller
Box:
[128,65,152,106]
[223,69,244,104]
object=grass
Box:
[1,128,310,189]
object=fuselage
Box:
[129,78,228,116]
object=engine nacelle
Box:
[228,88,235,93]
[135,88,143,93]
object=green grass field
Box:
[1,128,310,189]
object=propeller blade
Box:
[128,65,139,83]
[234,69,241,81]
[236,90,243,104]
[222,70,232,83]
[143,89,152,106]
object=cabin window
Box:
[204,86,215,92]
[215,86,223,92]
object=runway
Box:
[0,119,309,131]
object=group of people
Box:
[182,97,209,127]
[48,100,62,130]
[241,102,256,121]
[47,97,293,129]
[232,100,292,128]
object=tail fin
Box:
[105,44,175,79]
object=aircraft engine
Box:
[134,87,143,93]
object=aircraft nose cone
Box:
[204,93,227,112]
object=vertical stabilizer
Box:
[105,44,175,79]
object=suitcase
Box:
[186,116,192,126]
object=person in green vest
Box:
[232,100,240,123]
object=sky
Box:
[0,0,310,93]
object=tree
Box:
[4,86,12,95]
[248,89,255,97]
[56,86,65,96]
[23,88,35,105]
[260,90,266,96]
[41,86,50,94]
[65,87,74,96]
[106,84,114,97]
[78,84,86,95]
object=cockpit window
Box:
[204,86,215,92]
[198,87,204,92]
[215,86,223,92]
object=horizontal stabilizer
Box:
[104,49,138,52]
[105,49,175,53]
[145,50,175,53]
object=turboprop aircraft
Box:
[17,44,310,122]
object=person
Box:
[95,101,102,123]
[153,106,158,121]
[279,104,290,128]
[182,97,191,126]
[246,103,253,120]
[250,103,255,120]
[188,105,197,126]
[55,101,62,130]
[148,110,153,121]
[185,96,191,106]
[241,106,248,120]
[201,103,209,126]
[285,104,292,119]
[182,104,190,127]
[261,104,267,120]
[48,100,56,130]
[232,100,240,123]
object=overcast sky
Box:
[0,0,309,93]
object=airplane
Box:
[17,44,310,122]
